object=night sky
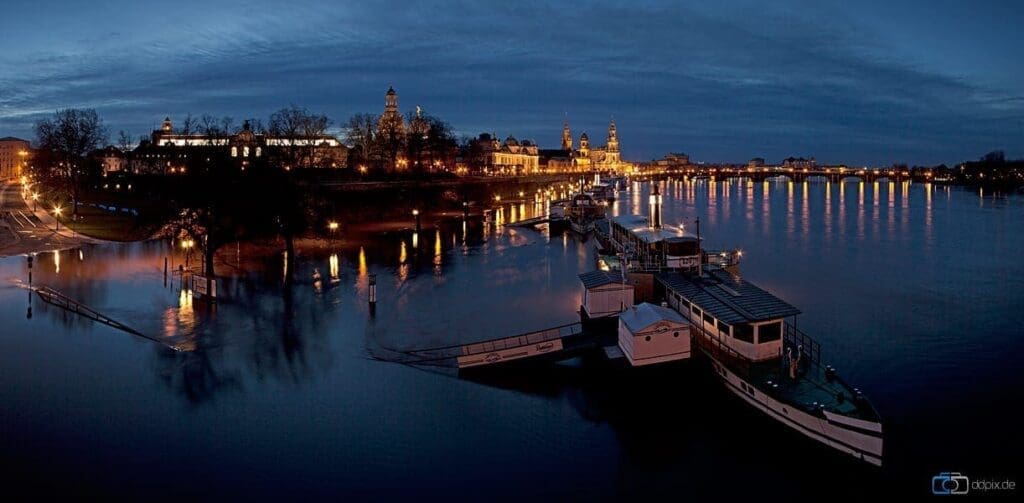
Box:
[1,0,1021,165]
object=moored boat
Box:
[657,267,884,466]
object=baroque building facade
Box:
[467,133,539,175]
[545,120,632,173]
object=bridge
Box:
[632,166,931,184]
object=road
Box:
[0,181,86,257]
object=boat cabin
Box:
[609,215,700,271]
[618,302,691,366]
[658,267,800,362]
[566,193,604,218]
[579,270,634,318]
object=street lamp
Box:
[53,206,62,232]
[181,239,194,269]
[328,221,339,243]
[31,192,39,212]
[412,209,421,233]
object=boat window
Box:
[758,322,782,343]
[734,324,754,343]
[702,312,714,324]
[717,320,730,335]
[692,306,701,318]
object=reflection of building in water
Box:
[543,120,633,173]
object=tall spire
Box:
[606,119,619,153]
[561,120,573,151]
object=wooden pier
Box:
[34,286,178,350]
[383,320,613,370]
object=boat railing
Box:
[783,322,822,374]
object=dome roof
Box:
[505,135,518,146]
[580,132,589,140]
[386,86,396,95]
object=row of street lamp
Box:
[20,176,63,233]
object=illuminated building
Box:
[133,117,347,173]
[0,136,31,179]
[545,120,633,173]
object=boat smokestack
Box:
[650,183,662,229]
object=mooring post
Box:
[164,256,168,286]
[368,273,377,317]
[27,254,33,285]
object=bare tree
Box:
[345,113,377,170]
[199,114,221,140]
[179,114,199,145]
[269,105,332,168]
[34,108,108,218]
[117,130,135,152]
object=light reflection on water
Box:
[1,177,1022,497]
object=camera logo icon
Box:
[932,472,970,495]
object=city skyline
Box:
[1,0,1023,165]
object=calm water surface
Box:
[2,178,1022,499]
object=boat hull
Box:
[705,352,884,466]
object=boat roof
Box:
[610,215,698,244]
[579,270,630,289]
[658,267,800,324]
[620,302,686,332]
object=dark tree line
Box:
[343,111,458,173]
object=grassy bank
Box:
[57,204,159,242]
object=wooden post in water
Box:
[368,273,377,317]
[164,257,168,287]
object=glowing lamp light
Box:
[328,221,339,231]
[412,209,419,216]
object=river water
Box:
[1,178,1021,499]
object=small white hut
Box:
[618,302,691,366]
[579,270,634,318]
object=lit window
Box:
[255,147,262,157]
[243,146,250,157]
[231,147,238,157]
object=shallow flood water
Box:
[2,178,1021,498]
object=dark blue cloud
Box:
[1,0,1021,165]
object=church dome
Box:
[386,86,396,96]
[505,135,519,146]
[580,132,589,140]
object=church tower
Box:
[377,86,405,136]
[606,120,619,153]
[385,86,398,115]
[579,132,590,157]
[561,121,573,151]
[161,117,173,133]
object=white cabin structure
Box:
[579,270,634,318]
[618,303,691,366]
